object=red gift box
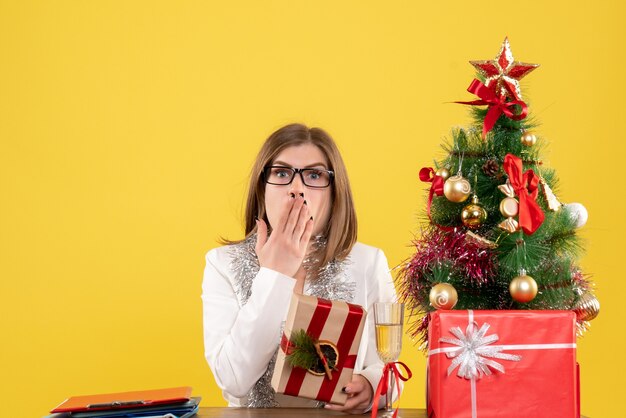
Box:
[271,294,366,405]
[427,310,578,418]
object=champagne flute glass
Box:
[374,302,404,417]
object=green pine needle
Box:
[285,329,318,370]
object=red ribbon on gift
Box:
[503,153,544,235]
[282,298,364,403]
[371,362,412,418]
[280,333,295,356]
[316,302,363,401]
[456,79,528,139]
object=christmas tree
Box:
[399,38,599,347]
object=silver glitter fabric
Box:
[227,233,354,407]
[245,350,281,407]
[303,235,355,301]
[228,234,260,306]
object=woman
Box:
[202,123,397,414]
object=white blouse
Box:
[202,241,398,408]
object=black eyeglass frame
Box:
[262,165,335,188]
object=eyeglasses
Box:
[263,166,334,188]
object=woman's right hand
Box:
[255,194,314,278]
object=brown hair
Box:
[222,123,357,268]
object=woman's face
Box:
[264,143,332,237]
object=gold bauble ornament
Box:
[509,273,538,303]
[443,175,471,203]
[499,197,519,218]
[461,195,488,229]
[573,292,600,321]
[436,167,451,180]
[520,131,537,147]
[429,283,458,310]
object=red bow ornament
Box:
[419,167,445,217]
[456,79,528,139]
[420,167,456,232]
[502,153,544,235]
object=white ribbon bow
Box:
[439,322,521,379]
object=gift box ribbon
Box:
[428,310,576,418]
[282,298,364,402]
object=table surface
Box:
[195,408,425,417]
[196,407,588,418]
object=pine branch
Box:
[286,329,318,370]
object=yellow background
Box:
[1,1,624,417]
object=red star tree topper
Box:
[470,37,539,100]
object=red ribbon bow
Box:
[456,79,528,139]
[503,153,545,235]
[419,168,455,232]
[419,167,444,217]
[371,362,412,418]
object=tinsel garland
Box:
[398,227,498,346]
[571,268,596,336]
